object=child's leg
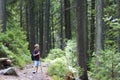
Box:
[33,61,40,73]
[33,61,38,73]
[35,66,38,72]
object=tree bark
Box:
[20,0,23,28]
[60,0,64,50]
[96,0,104,55]
[64,0,71,39]
[44,0,50,56]
[90,0,95,56]
[51,14,55,48]
[95,0,104,70]
[75,0,88,79]
[39,1,44,57]
[0,0,6,32]
[117,0,120,52]
[29,0,35,52]
[25,3,30,50]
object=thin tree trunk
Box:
[25,4,30,46]
[117,0,120,52]
[44,0,50,56]
[0,0,6,32]
[39,1,44,57]
[75,0,88,79]
[96,0,104,55]
[20,0,23,28]
[64,0,71,39]
[90,0,95,56]
[29,0,35,52]
[35,10,39,43]
[60,0,64,50]
[51,14,55,48]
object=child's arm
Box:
[34,52,40,56]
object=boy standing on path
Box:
[32,44,40,74]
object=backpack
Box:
[31,51,34,61]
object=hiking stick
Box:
[40,60,43,73]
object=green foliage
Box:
[46,40,81,79]
[48,59,67,78]
[0,26,30,68]
[0,44,25,67]
[45,48,65,62]
[65,40,77,67]
[52,75,63,80]
[104,17,120,49]
[45,48,66,79]
[90,49,120,80]
[104,4,116,17]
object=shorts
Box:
[34,60,40,67]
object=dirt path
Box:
[0,62,52,80]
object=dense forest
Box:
[0,0,120,80]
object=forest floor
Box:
[0,62,52,80]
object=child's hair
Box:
[34,44,39,48]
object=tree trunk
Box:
[25,3,30,50]
[60,0,64,50]
[35,10,39,43]
[96,0,104,55]
[51,14,55,48]
[44,0,50,56]
[117,0,120,52]
[39,1,44,57]
[29,0,35,52]
[20,0,23,28]
[0,0,6,32]
[75,0,88,80]
[90,0,95,56]
[95,0,104,69]
[64,0,71,39]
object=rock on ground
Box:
[0,67,18,76]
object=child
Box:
[32,44,40,74]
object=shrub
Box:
[90,49,120,80]
[45,48,65,62]
[0,26,30,68]
[48,60,67,78]
[64,40,77,67]
[52,75,63,80]
[46,40,80,79]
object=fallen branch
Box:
[0,58,12,69]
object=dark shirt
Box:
[33,50,40,61]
